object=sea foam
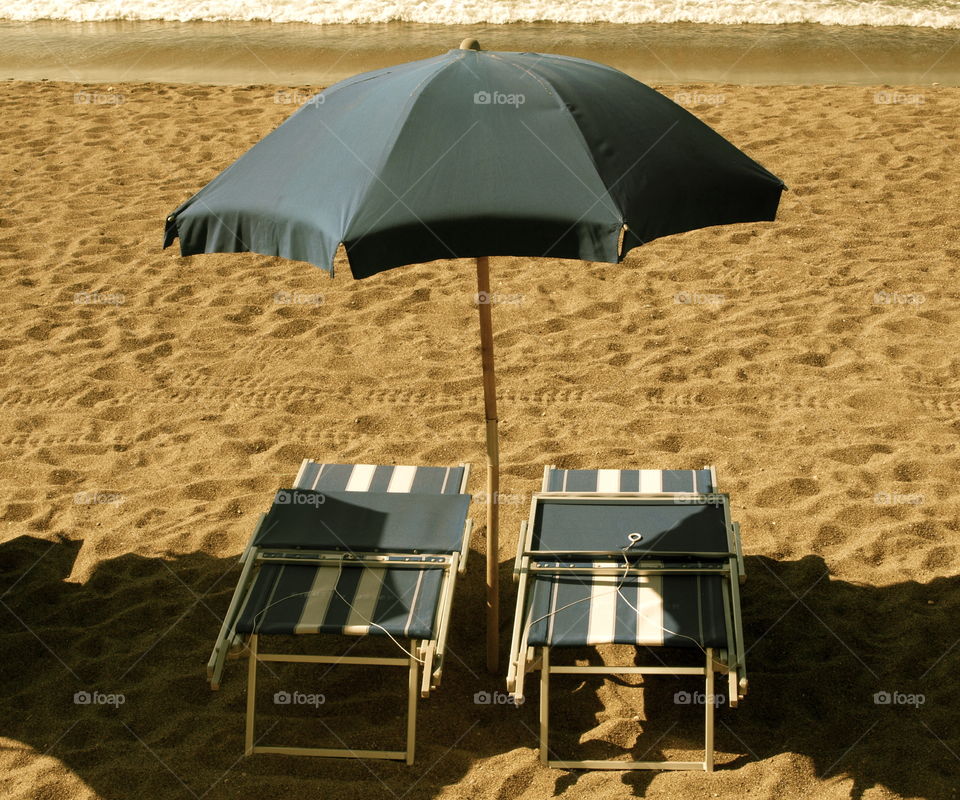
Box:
[2,0,959,28]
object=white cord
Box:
[249,565,425,663]
[524,543,707,654]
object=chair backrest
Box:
[296,462,467,495]
[543,467,716,494]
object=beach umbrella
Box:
[163,39,785,672]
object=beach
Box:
[1,58,959,800]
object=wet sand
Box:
[2,20,960,85]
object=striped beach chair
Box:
[506,465,746,771]
[208,460,472,763]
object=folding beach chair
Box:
[207,460,472,763]
[506,466,746,771]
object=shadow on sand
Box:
[1,534,957,799]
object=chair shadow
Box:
[538,554,959,799]
[0,537,957,800]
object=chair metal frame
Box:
[507,464,746,771]
[207,459,472,763]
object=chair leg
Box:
[704,647,714,772]
[245,634,258,756]
[539,646,550,765]
[406,649,419,765]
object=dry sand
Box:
[0,79,958,800]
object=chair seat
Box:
[235,563,444,639]
[525,566,727,648]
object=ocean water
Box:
[2,0,959,28]
[3,2,959,85]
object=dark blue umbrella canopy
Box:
[164,47,784,278]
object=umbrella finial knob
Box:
[459,38,482,51]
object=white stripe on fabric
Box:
[596,469,621,493]
[343,568,385,635]
[440,466,451,494]
[635,575,665,645]
[586,564,619,645]
[639,469,663,493]
[547,579,559,644]
[308,462,326,490]
[345,464,376,492]
[293,568,340,634]
[387,465,417,493]
[403,569,426,637]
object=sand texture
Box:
[0,80,958,800]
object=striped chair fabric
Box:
[297,462,466,495]
[235,462,467,639]
[544,468,715,493]
[526,467,727,648]
[525,566,728,648]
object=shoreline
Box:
[2,20,960,86]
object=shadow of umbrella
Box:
[2,538,959,798]
[162,39,786,670]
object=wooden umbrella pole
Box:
[475,255,499,673]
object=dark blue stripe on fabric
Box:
[526,575,556,645]
[619,470,640,492]
[370,567,443,639]
[369,465,394,492]
[564,470,599,492]
[296,461,321,490]
[544,576,593,647]
[408,569,444,638]
[443,467,465,495]
[662,470,694,492]
[371,567,415,631]
[614,578,638,643]
[698,575,728,648]
[312,464,354,491]
[661,574,702,646]
[695,469,714,493]
[236,564,313,635]
[409,467,440,494]
[661,574,727,647]
[546,470,564,491]
[322,567,364,630]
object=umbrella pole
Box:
[475,255,499,673]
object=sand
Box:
[0,79,958,800]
